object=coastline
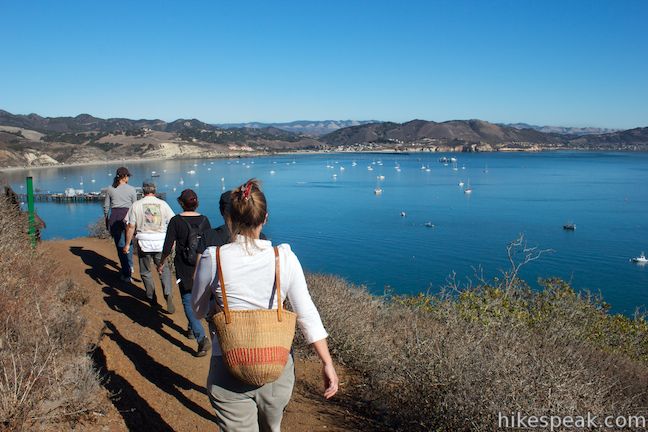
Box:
[0,149,339,173]
[0,147,629,173]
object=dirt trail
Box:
[46,238,373,431]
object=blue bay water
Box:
[4,152,647,314]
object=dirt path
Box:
[46,238,374,431]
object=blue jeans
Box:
[110,221,133,277]
[181,291,206,341]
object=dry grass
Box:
[304,273,648,431]
[0,195,103,429]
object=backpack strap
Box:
[179,215,193,247]
[215,245,282,325]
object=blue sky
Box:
[1,0,646,128]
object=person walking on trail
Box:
[196,190,266,253]
[104,167,137,282]
[123,180,176,313]
[192,179,338,432]
[158,189,212,356]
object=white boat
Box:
[458,181,465,187]
[187,170,196,175]
[179,177,184,185]
[374,187,383,195]
[450,157,457,163]
[464,180,473,194]
[367,166,374,171]
[631,252,647,264]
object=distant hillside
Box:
[321,119,565,151]
[0,110,646,168]
[504,122,620,136]
[216,120,379,136]
[566,127,648,150]
[0,110,320,168]
[321,119,648,152]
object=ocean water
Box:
[4,152,647,314]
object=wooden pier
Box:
[18,191,167,203]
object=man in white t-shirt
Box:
[124,180,176,313]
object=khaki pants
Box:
[207,355,295,432]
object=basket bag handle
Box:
[216,246,283,324]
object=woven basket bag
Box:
[210,246,297,386]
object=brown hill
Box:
[321,119,565,149]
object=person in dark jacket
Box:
[197,190,265,254]
[158,189,212,356]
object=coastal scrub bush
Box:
[0,193,103,429]
[88,216,110,240]
[305,270,648,430]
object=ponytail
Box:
[229,179,267,244]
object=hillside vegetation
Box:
[0,194,104,429]
[303,239,648,431]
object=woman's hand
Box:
[156,263,164,274]
[322,362,339,399]
[311,339,338,399]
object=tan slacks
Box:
[207,355,295,432]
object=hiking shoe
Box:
[196,337,211,357]
[187,327,195,340]
[165,295,175,314]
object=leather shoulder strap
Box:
[215,247,231,324]
[274,246,283,322]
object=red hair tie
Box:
[243,182,253,200]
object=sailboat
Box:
[463,180,473,194]
[374,177,383,195]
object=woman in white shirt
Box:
[192,179,338,432]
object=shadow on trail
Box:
[69,246,189,350]
[102,321,216,424]
[90,341,174,432]
[296,371,390,432]
[103,286,194,355]
[69,246,141,290]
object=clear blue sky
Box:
[1,0,646,128]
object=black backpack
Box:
[178,216,209,266]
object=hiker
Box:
[158,189,212,356]
[192,179,338,432]
[123,180,176,313]
[103,167,137,281]
[196,190,266,253]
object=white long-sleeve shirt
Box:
[192,236,328,356]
